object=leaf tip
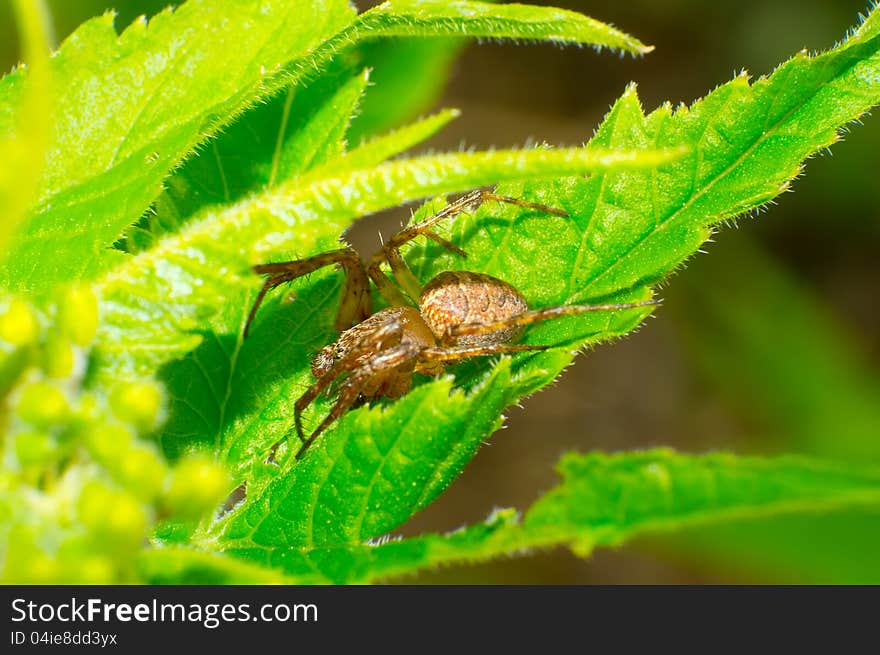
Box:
[622,80,640,97]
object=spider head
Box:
[309,307,427,381]
[310,344,337,378]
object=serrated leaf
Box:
[202,8,880,572]
[214,359,525,547]
[154,108,466,461]
[659,235,880,582]
[137,547,291,584]
[346,37,464,144]
[347,0,651,141]
[353,0,651,54]
[125,66,371,253]
[212,450,880,583]
[93,145,678,383]
[314,108,463,175]
[0,0,647,295]
[0,0,50,258]
[129,82,461,255]
[0,0,356,293]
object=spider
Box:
[244,189,657,460]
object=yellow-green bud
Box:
[78,482,147,552]
[17,381,70,428]
[84,423,134,462]
[57,538,118,583]
[43,335,75,378]
[76,393,100,422]
[76,556,116,584]
[61,551,116,584]
[1,527,59,584]
[166,455,230,519]
[6,549,59,584]
[59,286,98,346]
[0,298,39,346]
[116,445,167,501]
[109,381,164,431]
[14,430,54,466]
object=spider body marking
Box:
[245,189,658,461]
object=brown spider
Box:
[245,189,657,460]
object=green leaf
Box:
[352,0,651,54]
[213,450,880,583]
[660,509,880,584]
[203,7,880,573]
[346,37,464,144]
[323,108,462,174]
[0,0,356,293]
[124,67,372,253]
[93,144,679,383]
[128,78,461,255]
[0,0,51,258]
[346,0,656,141]
[138,547,291,584]
[213,359,529,545]
[0,0,646,295]
[657,234,880,583]
[153,109,463,461]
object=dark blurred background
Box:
[4,0,878,583]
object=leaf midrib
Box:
[347,391,432,544]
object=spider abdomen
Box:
[419,270,528,346]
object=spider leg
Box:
[292,319,403,443]
[419,343,549,367]
[423,231,468,257]
[367,189,568,306]
[392,190,568,251]
[293,374,366,460]
[245,247,370,337]
[378,232,467,302]
[448,299,660,340]
[367,246,421,307]
[262,322,395,464]
[263,316,404,463]
[368,192,484,293]
[295,341,420,460]
[386,189,484,250]
[479,192,569,217]
[265,368,344,464]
